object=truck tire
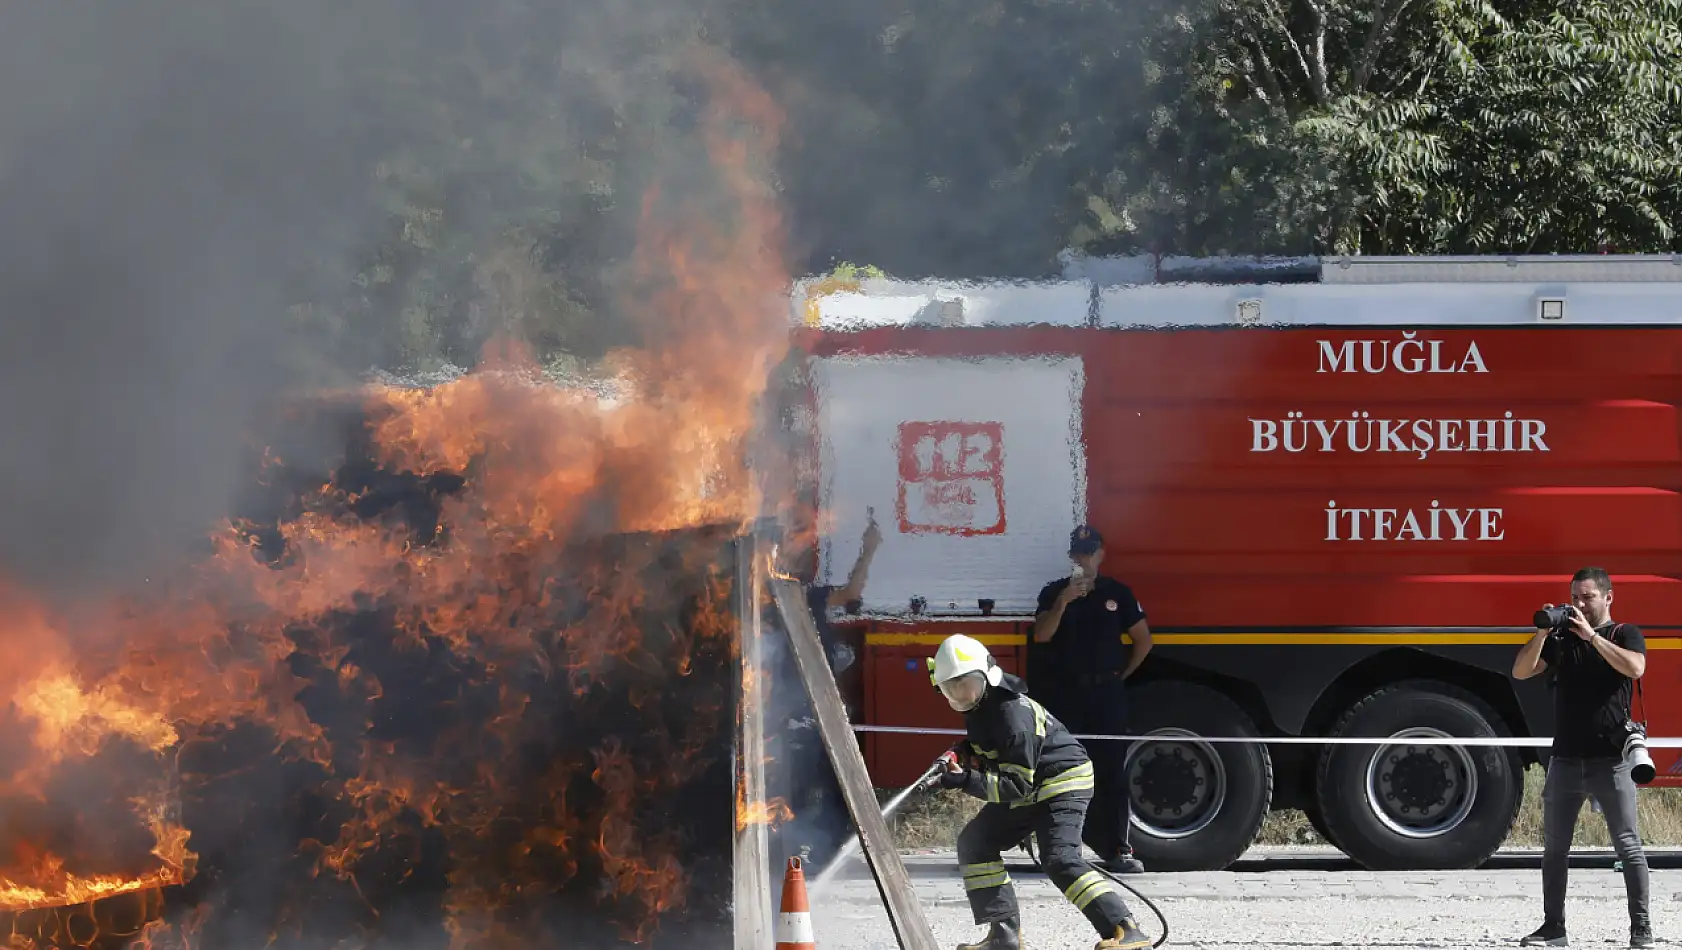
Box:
[1314,681,1521,871]
[1123,681,1272,872]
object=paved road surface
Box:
[806,847,1677,949]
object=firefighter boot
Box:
[957,919,1020,950]
[1094,917,1150,950]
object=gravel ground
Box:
[804,847,1679,950]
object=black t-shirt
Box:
[1033,575,1146,682]
[1540,621,1646,758]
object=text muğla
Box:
[1316,332,1488,374]
[1250,411,1549,460]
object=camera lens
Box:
[1626,733,1657,785]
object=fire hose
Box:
[910,752,1172,948]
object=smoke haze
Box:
[0,0,744,597]
[0,1,384,594]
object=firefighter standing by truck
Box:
[928,633,1152,950]
[1031,525,1154,874]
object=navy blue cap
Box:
[1069,524,1104,555]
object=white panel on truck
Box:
[811,355,1086,618]
[806,281,1091,328]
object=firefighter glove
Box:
[937,767,971,790]
[948,740,981,770]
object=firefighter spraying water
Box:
[810,756,946,895]
[926,634,1158,950]
[806,681,1170,947]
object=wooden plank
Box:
[734,534,775,950]
[769,575,940,950]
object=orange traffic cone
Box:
[776,856,816,950]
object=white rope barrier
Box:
[849,722,1682,749]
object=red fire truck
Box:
[782,253,1682,873]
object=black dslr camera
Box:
[1534,604,1575,631]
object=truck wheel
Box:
[1314,681,1521,871]
[1123,681,1272,872]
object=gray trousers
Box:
[1541,755,1649,927]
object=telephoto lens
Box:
[1533,605,1573,629]
[1624,728,1657,785]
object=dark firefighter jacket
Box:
[956,672,1096,807]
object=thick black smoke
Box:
[0,0,1174,597]
[0,0,737,597]
[0,1,388,595]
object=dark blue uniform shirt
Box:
[1034,575,1146,683]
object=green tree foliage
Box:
[1075,0,1682,256]
[1300,0,1682,253]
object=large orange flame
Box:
[0,50,793,950]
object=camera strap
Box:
[1613,622,1650,729]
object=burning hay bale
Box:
[0,388,761,950]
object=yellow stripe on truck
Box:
[867,633,1027,646]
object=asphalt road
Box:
[806,847,1677,949]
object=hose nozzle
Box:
[919,750,959,789]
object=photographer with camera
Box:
[1512,567,1652,948]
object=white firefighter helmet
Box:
[926,634,1003,711]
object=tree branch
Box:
[1233,45,1271,101]
[1355,0,1419,91]
[1238,21,1291,112]
[1353,0,1392,89]
[1304,0,1331,103]
[1415,63,1433,96]
[1256,0,1319,100]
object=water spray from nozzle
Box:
[812,749,958,894]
